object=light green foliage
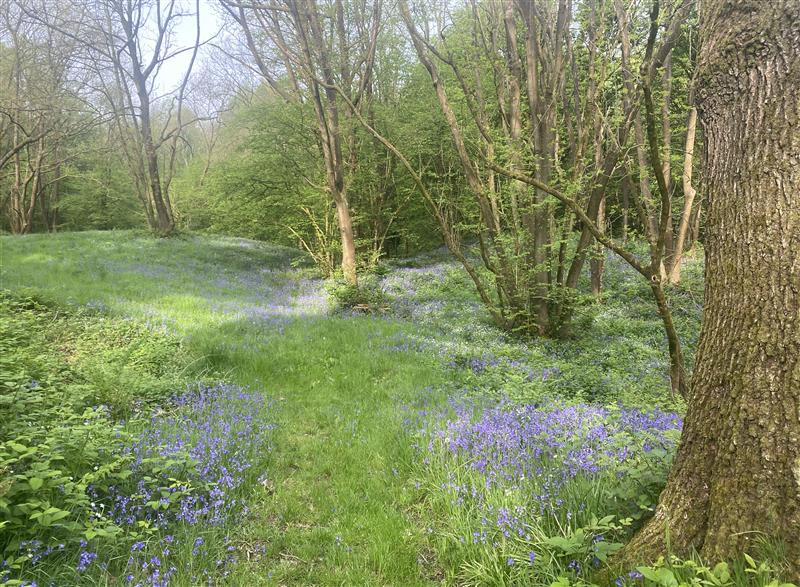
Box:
[174,92,324,244]
[55,133,143,232]
[552,552,795,587]
[0,295,176,554]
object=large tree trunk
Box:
[619,0,800,578]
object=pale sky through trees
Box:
[158,0,220,91]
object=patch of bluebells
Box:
[102,383,272,585]
[407,395,682,580]
[76,549,97,572]
[423,398,680,509]
[112,383,271,584]
[99,382,274,533]
[4,382,273,587]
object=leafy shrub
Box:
[0,294,274,585]
[0,295,145,566]
[0,404,133,549]
[326,275,389,313]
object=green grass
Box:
[1,230,449,585]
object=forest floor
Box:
[2,231,788,586]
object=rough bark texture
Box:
[620,0,800,578]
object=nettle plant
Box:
[0,297,274,585]
[0,404,134,547]
[0,299,123,546]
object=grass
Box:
[1,230,449,585]
[1,230,791,586]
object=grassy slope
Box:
[1,231,447,585]
[0,230,704,585]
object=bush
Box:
[325,274,389,313]
[0,293,274,585]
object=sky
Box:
[157,0,222,93]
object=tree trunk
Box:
[661,50,675,270]
[335,195,358,285]
[619,0,800,578]
[51,165,60,232]
[138,92,174,236]
[590,192,606,298]
[667,100,697,283]
[686,198,701,251]
[621,173,631,243]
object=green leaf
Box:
[28,477,43,491]
[544,534,584,554]
[712,562,730,582]
[48,509,70,522]
[637,566,679,587]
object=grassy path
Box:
[221,318,445,585]
[1,231,446,585]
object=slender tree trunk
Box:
[621,173,631,242]
[651,278,688,399]
[293,0,359,284]
[49,168,60,232]
[139,98,174,236]
[335,195,358,284]
[590,197,605,298]
[634,114,658,238]
[667,99,698,283]
[661,50,675,268]
[619,1,800,578]
[687,199,701,250]
[10,143,23,235]
[590,92,606,299]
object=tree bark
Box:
[667,100,697,283]
[590,197,605,298]
[619,0,800,578]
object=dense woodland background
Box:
[0,0,699,268]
